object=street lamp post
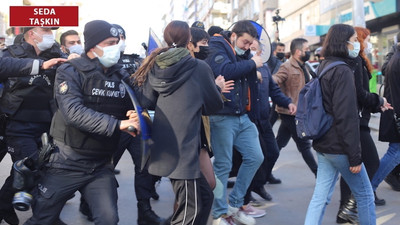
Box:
[352,0,366,27]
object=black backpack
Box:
[295,61,346,140]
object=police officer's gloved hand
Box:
[395,113,400,135]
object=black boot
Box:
[151,187,160,201]
[267,174,282,184]
[137,199,165,225]
[252,186,272,201]
[374,191,385,206]
[336,196,359,224]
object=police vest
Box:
[0,44,56,123]
[51,57,132,156]
[119,54,142,75]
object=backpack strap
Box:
[317,61,347,79]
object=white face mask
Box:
[93,44,121,68]
[33,31,55,51]
[347,41,360,58]
[68,44,84,55]
[250,50,257,56]
[365,42,373,54]
[118,40,126,53]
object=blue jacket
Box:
[248,64,291,122]
[205,34,258,115]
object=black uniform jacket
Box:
[313,57,362,167]
[0,57,43,81]
[379,44,400,143]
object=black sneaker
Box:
[267,174,282,184]
[374,192,386,206]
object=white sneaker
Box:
[212,215,237,225]
[241,205,266,218]
[228,205,256,225]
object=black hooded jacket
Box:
[140,52,223,179]
[379,44,400,143]
[313,57,361,167]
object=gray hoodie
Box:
[140,52,223,179]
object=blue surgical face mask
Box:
[33,31,55,51]
[235,46,246,55]
[93,44,121,67]
[347,41,360,58]
[68,44,83,55]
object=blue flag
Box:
[147,28,162,56]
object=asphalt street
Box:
[1,114,399,225]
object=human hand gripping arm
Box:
[215,75,234,93]
[41,58,67,70]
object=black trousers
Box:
[25,166,118,225]
[390,164,400,176]
[170,175,213,225]
[0,136,41,215]
[242,120,280,205]
[340,125,380,202]
[112,133,160,201]
[276,114,318,175]
[269,103,279,128]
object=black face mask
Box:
[194,46,210,60]
[276,52,285,60]
[301,51,311,62]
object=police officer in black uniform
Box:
[24,20,140,225]
[0,57,66,163]
[0,26,67,225]
[113,24,142,75]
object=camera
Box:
[272,9,285,23]
[13,191,33,211]
[12,157,37,211]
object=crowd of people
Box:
[0,18,399,225]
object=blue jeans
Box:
[305,152,375,225]
[209,114,263,219]
[371,142,400,190]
